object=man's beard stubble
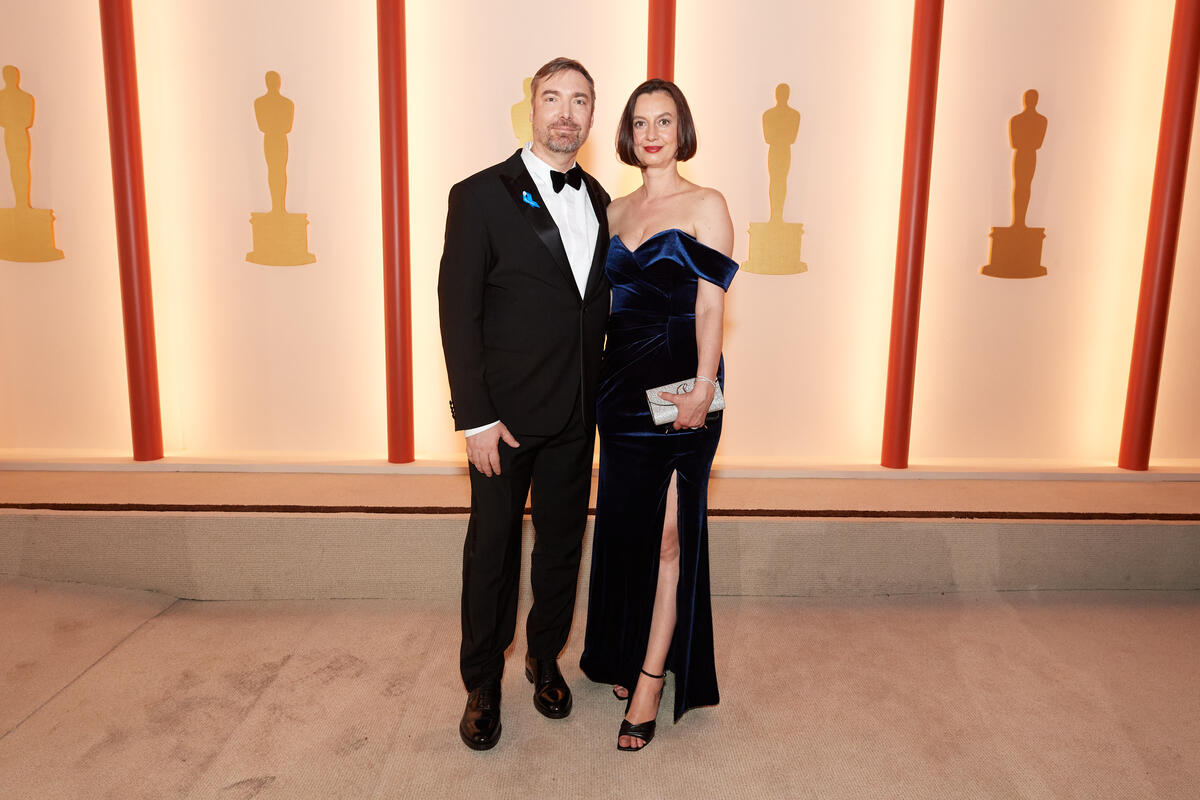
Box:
[541,125,583,154]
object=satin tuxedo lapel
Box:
[581,171,610,303]
[499,158,576,293]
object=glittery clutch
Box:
[644,378,725,426]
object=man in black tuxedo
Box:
[438,57,610,751]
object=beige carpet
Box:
[2,576,1197,799]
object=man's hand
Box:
[658,382,716,431]
[465,422,520,477]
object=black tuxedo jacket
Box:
[438,149,611,436]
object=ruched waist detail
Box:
[605,310,696,350]
[608,308,694,325]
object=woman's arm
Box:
[670,189,733,430]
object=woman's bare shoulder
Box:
[692,185,729,213]
[689,186,733,255]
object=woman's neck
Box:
[640,162,683,200]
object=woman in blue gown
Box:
[580,79,738,751]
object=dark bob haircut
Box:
[616,79,698,167]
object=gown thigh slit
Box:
[643,468,681,667]
[581,229,738,723]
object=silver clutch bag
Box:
[644,378,725,426]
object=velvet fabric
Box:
[580,228,738,722]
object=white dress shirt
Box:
[464,144,600,438]
[519,143,600,295]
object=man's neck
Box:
[529,141,578,173]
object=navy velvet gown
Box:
[580,228,738,722]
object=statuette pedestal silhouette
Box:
[982,226,1046,278]
[744,221,807,275]
[743,83,807,276]
[247,211,315,266]
[0,65,63,262]
[0,207,62,261]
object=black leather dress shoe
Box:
[524,655,572,719]
[459,681,502,750]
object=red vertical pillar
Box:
[648,0,676,81]
[377,0,415,463]
[1119,0,1200,471]
[98,0,163,461]
[880,0,944,469]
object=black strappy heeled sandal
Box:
[617,668,665,752]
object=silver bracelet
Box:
[694,375,719,390]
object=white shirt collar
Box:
[521,142,578,188]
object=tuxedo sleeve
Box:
[438,181,498,430]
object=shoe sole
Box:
[460,722,502,751]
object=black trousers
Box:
[460,400,594,690]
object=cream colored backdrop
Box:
[676,0,914,466]
[132,0,387,458]
[0,0,129,456]
[0,0,1196,466]
[912,0,1183,464]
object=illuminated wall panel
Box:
[0,0,130,455]
[132,0,387,457]
[911,0,1184,463]
[0,0,1195,466]
[677,0,914,465]
[405,0,646,461]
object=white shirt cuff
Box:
[464,420,501,438]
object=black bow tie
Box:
[550,164,583,193]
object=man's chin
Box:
[543,135,584,154]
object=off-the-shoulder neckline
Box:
[611,228,731,261]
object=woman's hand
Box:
[658,380,716,430]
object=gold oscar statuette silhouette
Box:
[246,70,315,266]
[0,65,64,262]
[511,77,532,145]
[982,89,1048,279]
[743,83,806,275]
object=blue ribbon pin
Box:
[522,190,540,209]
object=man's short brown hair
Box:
[531,57,595,103]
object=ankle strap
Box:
[640,667,665,680]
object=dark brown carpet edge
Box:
[3,502,1199,521]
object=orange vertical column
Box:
[880,0,944,469]
[377,0,415,463]
[1119,0,1200,471]
[99,0,163,461]
[647,0,676,81]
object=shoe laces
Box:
[475,685,499,709]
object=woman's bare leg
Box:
[619,472,679,749]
